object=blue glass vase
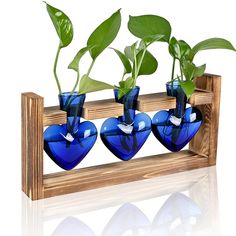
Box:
[44,92,97,170]
[100,87,151,161]
[152,81,202,152]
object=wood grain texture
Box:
[189,74,221,165]
[44,106,66,126]
[22,93,44,200]
[43,90,213,126]
[137,92,176,112]
[189,89,213,106]
[82,98,123,120]
[43,150,208,199]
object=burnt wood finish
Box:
[43,90,213,126]
[43,150,208,199]
[189,74,221,165]
[22,93,44,200]
[22,74,221,200]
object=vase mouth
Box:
[59,92,85,97]
[58,92,86,113]
[166,80,189,87]
[114,86,140,92]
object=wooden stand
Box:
[21,74,221,200]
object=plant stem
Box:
[86,59,96,77]
[134,48,147,85]
[133,50,138,82]
[70,71,80,95]
[77,59,96,94]
[179,62,184,81]
[54,43,62,95]
[136,49,146,77]
[171,58,176,82]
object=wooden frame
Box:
[21,74,221,200]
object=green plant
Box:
[168,37,236,98]
[44,2,74,95]
[124,14,236,99]
[45,2,121,95]
[112,15,171,98]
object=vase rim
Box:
[114,86,140,92]
[166,80,188,86]
[59,92,85,97]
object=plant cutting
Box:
[126,14,235,152]
[152,37,236,152]
[43,2,121,170]
[168,37,236,99]
[100,14,171,161]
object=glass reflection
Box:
[22,167,219,236]
[52,217,95,236]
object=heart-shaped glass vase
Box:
[44,92,97,170]
[100,87,151,161]
[152,81,202,152]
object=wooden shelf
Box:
[83,98,123,120]
[189,89,213,105]
[43,89,213,126]
[43,150,209,199]
[137,92,176,112]
[44,106,67,126]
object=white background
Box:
[1,0,236,235]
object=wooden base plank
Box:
[43,150,209,199]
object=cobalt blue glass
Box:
[100,87,151,161]
[44,92,97,170]
[152,81,202,152]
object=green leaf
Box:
[79,75,114,94]
[193,64,206,77]
[178,40,191,60]
[128,15,171,42]
[138,50,158,75]
[143,34,165,44]
[111,48,132,74]
[124,42,138,62]
[182,61,206,81]
[124,76,135,88]
[117,87,130,99]
[189,38,236,61]
[87,9,121,59]
[44,2,73,48]
[169,37,191,60]
[68,46,94,72]
[117,77,135,99]
[178,79,196,99]
[169,37,181,59]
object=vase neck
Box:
[59,92,86,134]
[166,81,187,118]
[114,87,140,125]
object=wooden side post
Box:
[22,93,44,200]
[189,74,221,165]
